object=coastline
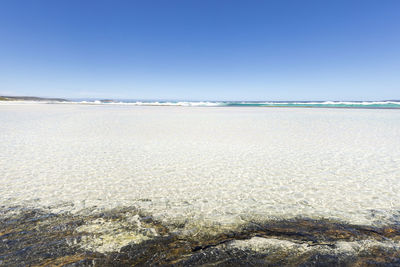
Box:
[0,95,68,102]
[1,99,400,109]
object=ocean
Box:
[69,99,400,109]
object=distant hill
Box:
[0,96,68,102]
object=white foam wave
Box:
[66,101,226,106]
[258,101,400,105]
[2,100,399,106]
[67,100,400,106]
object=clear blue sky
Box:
[1,0,399,101]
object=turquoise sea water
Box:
[72,99,400,108]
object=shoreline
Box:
[1,100,400,109]
[1,95,400,109]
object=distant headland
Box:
[0,95,68,102]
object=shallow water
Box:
[1,104,400,264]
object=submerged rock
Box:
[1,206,399,266]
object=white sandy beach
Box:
[1,103,400,231]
